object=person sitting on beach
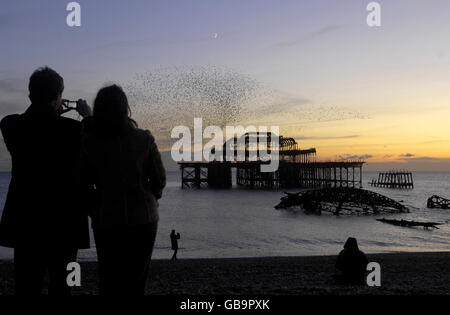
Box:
[334,237,369,285]
[0,67,91,295]
[80,84,166,295]
[170,230,180,261]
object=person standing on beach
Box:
[0,67,91,295]
[334,237,369,285]
[80,84,166,295]
[170,230,180,260]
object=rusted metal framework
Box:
[275,187,410,215]
[370,170,414,189]
[218,133,316,163]
[427,195,450,209]
[233,160,364,189]
[180,132,365,189]
[180,164,209,188]
[377,218,441,230]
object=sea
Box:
[0,171,449,261]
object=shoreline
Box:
[2,249,450,263]
[1,251,449,295]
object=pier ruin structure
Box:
[370,170,414,189]
[179,132,365,189]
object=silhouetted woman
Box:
[334,237,369,285]
[81,85,166,295]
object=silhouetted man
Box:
[170,230,180,260]
[334,237,369,285]
[0,67,91,295]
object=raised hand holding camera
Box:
[75,99,92,118]
[60,99,91,117]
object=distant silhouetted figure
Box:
[0,67,91,295]
[334,237,369,285]
[170,230,180,260]
[81,84,166,295]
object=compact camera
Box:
[62,99,78,110]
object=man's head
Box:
[28,66,64,110]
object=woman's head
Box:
[344,237,359,251]
[93,84,134,133]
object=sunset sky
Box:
[1,0,450,170]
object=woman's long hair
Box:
[92,84,137,135]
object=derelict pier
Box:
[179,132,365,189]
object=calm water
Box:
[0,171,449,260]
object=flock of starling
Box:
[123,65,368,147]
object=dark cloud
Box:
[365,157,450,172]
[251,103,369,129]
[398,156,439,162]
[296,135,359,140]
[275,25,342,48]
[232,94,311,124]
[399,153,415,158]
[339,153,374,160]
